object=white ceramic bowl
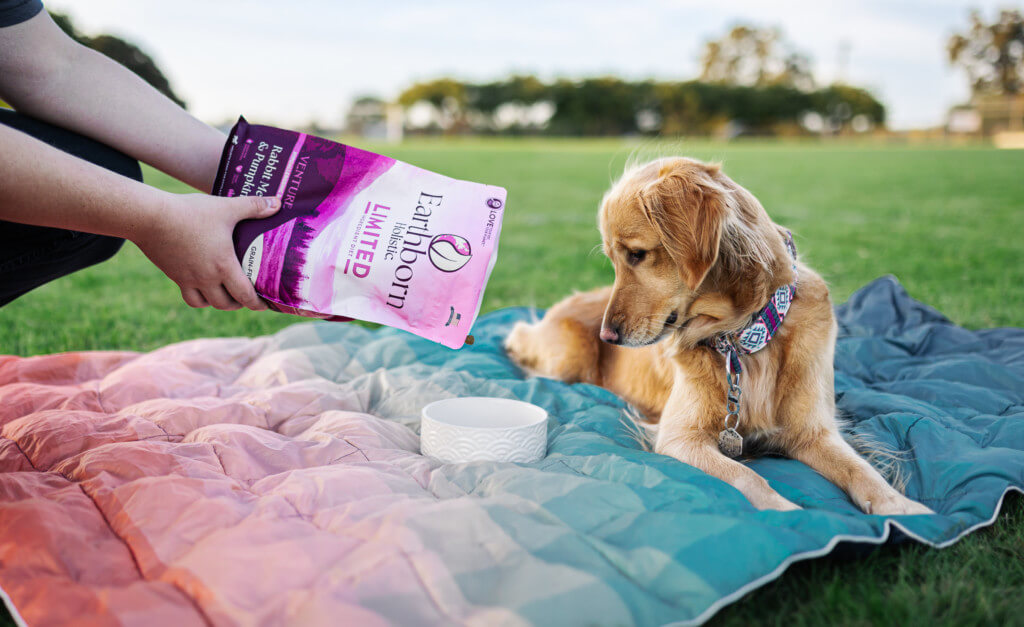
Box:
[420,397,548,464]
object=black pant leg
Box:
[0,109,143,306]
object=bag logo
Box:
[428,234,473,272]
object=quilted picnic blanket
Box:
[1,276,1022,626]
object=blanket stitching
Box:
[6,439,254,627]
[1000,403,1024,416]
[341,438,370,462]
[50,458,214,625]
[207,443,231,478]
[93,379,108,415]
[395,546,460,622]
[73,483,147,580]
[276,492,315,524]
[509,498,691,612]
[3,436,38,471]
[137,433,183,443]
[146,420,175,442]
[203,441,324,528]
[259,403,273,432]
[151,442,334,549]
[327,449,363,464]
[202,437,374,483]
[550,459,587,476]
[164,583,215,627]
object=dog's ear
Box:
[640,160,727,291]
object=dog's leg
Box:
[787,432,933,515]
[505,288,610,384]
[659,430,802,510]
[506,317,602,384]
[777,340,933,516]
[656,359,801,511]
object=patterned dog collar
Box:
[709,232,798,375]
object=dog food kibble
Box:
[213,117,507,349]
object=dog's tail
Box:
[619,406,657,452]
[837,413,910,494]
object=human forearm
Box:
[43,44,225,192]
[0,121,279,311]
[0,122,164,240]
[0,12,225,192]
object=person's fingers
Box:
[201,284,243,311]
[181,287,209,308]
[232,195,281,221]
[223,267,266,311]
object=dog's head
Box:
[598,157,791,348]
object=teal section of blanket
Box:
[306,277,1024,626]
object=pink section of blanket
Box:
[0,337,482,627]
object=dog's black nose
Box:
[599,325,620,344]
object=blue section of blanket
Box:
[314,276,1024,626]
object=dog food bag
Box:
[212,117,506,349]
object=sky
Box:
[49,0,1015,130]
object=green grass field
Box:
[1,139,1022,625]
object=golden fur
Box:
[506,157,931,513]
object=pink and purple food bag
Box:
[212,117,506,349]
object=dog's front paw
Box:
[772,499,803,512]
[503,322,532,364]
[753,492,802,511]
[864,494,934,516]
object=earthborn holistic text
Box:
[212,117,507,348]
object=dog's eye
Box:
[627,249,647,265]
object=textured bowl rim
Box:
[421,397,547,431]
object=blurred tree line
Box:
[391,24,883,137]
[393,77,882,137]
[50,11,187,109]
[948,9,1024,96]
[945,9,1024,137]
[699,25,815,91]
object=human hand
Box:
[133,193,280,311]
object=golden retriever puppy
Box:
[506,157,931,514]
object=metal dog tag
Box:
[718,428,743,458]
